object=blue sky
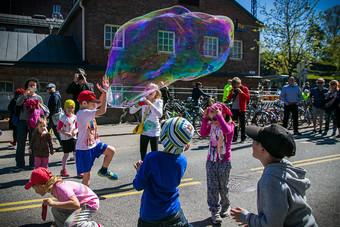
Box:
[236,0,340,21]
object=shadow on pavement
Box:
[19,222,53,227]
[94,182,134,200]
[0,179,28,189]
[190,217,216,226]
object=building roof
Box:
[58,0,262,34]
[0,31,82,64]
[0,13,64,28]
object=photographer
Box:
[66,68,93,112]
[227,77,250,143]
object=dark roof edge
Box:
[231,0,263,25]
[58,0,82,34]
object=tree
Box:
[261,0,318,76]
[322,5,340,40]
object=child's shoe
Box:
[60,169,70,177]
[220,206,231,218]
[97,169,118,180]
[211,213,223,224]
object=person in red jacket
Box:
[227,77,250,142]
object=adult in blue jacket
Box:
[310,78,328,134]
[133,117,194,227]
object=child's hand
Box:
[97,77,110,93]
[134,160,143,171]
[230,207,246,224]
[64,132,72,137]
[43,198,55,207]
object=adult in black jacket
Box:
[7,88,25,146]
[66,68,93,112]
[191,82,210,106]
[46,83,62,145]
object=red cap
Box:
[24,167,53,190]
[77,90,100,103]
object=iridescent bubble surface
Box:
[105,5,234,105]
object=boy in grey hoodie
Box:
[231,124,317,227]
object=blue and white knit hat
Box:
[160,117,194,154]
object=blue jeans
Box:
[16,120,33,167]
[138,209,192,227]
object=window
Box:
[52,4,61,14]
[178,0,200,7]
[14,28,33,33]
[0,81,13,92]
[230,40,243,60]
[104,24,124,49]
[158,30,175,54]
[203,36,219,58]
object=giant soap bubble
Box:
[105,5,234,106]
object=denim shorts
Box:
[76,142,108,175]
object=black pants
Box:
[324,110,336,132]
[138,209,192,227]
[16,120,33,167]
[140,135,158,160]
[47,117,61,144]
[283,104,299,132]
[231,109,246,141]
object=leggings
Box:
[140,135,158,160]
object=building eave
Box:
[58,0,83,34]
[231,0,264,26]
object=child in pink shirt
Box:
[200,102,234,224]
[25,167,101,227]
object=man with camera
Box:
[66,68,93,112]
[227,77,250,143]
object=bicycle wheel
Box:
[253,112,270,127]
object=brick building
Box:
[0,0,261,115]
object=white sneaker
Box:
[220,206,231,218]
[211,213,223,224]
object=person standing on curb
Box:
[280,76,302,135]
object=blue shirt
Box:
[310,86,328,108]
[133,151,187,222]
[280,85,302,105]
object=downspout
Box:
[79,0,85,62]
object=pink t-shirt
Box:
[76,109,99,150]
[52,181,99,210]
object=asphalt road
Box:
[0,126,339,227]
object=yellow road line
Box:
[0,198,44,207]
[0,179,201,212]
[0,178,194,208]
[295,157,340,168]
[251,154,340,171]
[0,204,41,212]
[102,181,201,199]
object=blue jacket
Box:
[133,151,187,222]
[310,87,328,108]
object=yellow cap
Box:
[64,99,75,109]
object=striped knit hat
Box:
[160,117,194,154]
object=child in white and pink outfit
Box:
[57,99,78,177]
[200,102,235,224]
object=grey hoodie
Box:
[240,159,317,227]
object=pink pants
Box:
[34,157,49,169]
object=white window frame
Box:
[0,80,14,93]
[158,30,175,54]
[53,4,61,14]
[230,40,243,60]
[14,28,33,33]
[104,24,125,50]
[203,36,219,58]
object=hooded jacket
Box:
[240,159,317,227]
[47,91,62,115]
